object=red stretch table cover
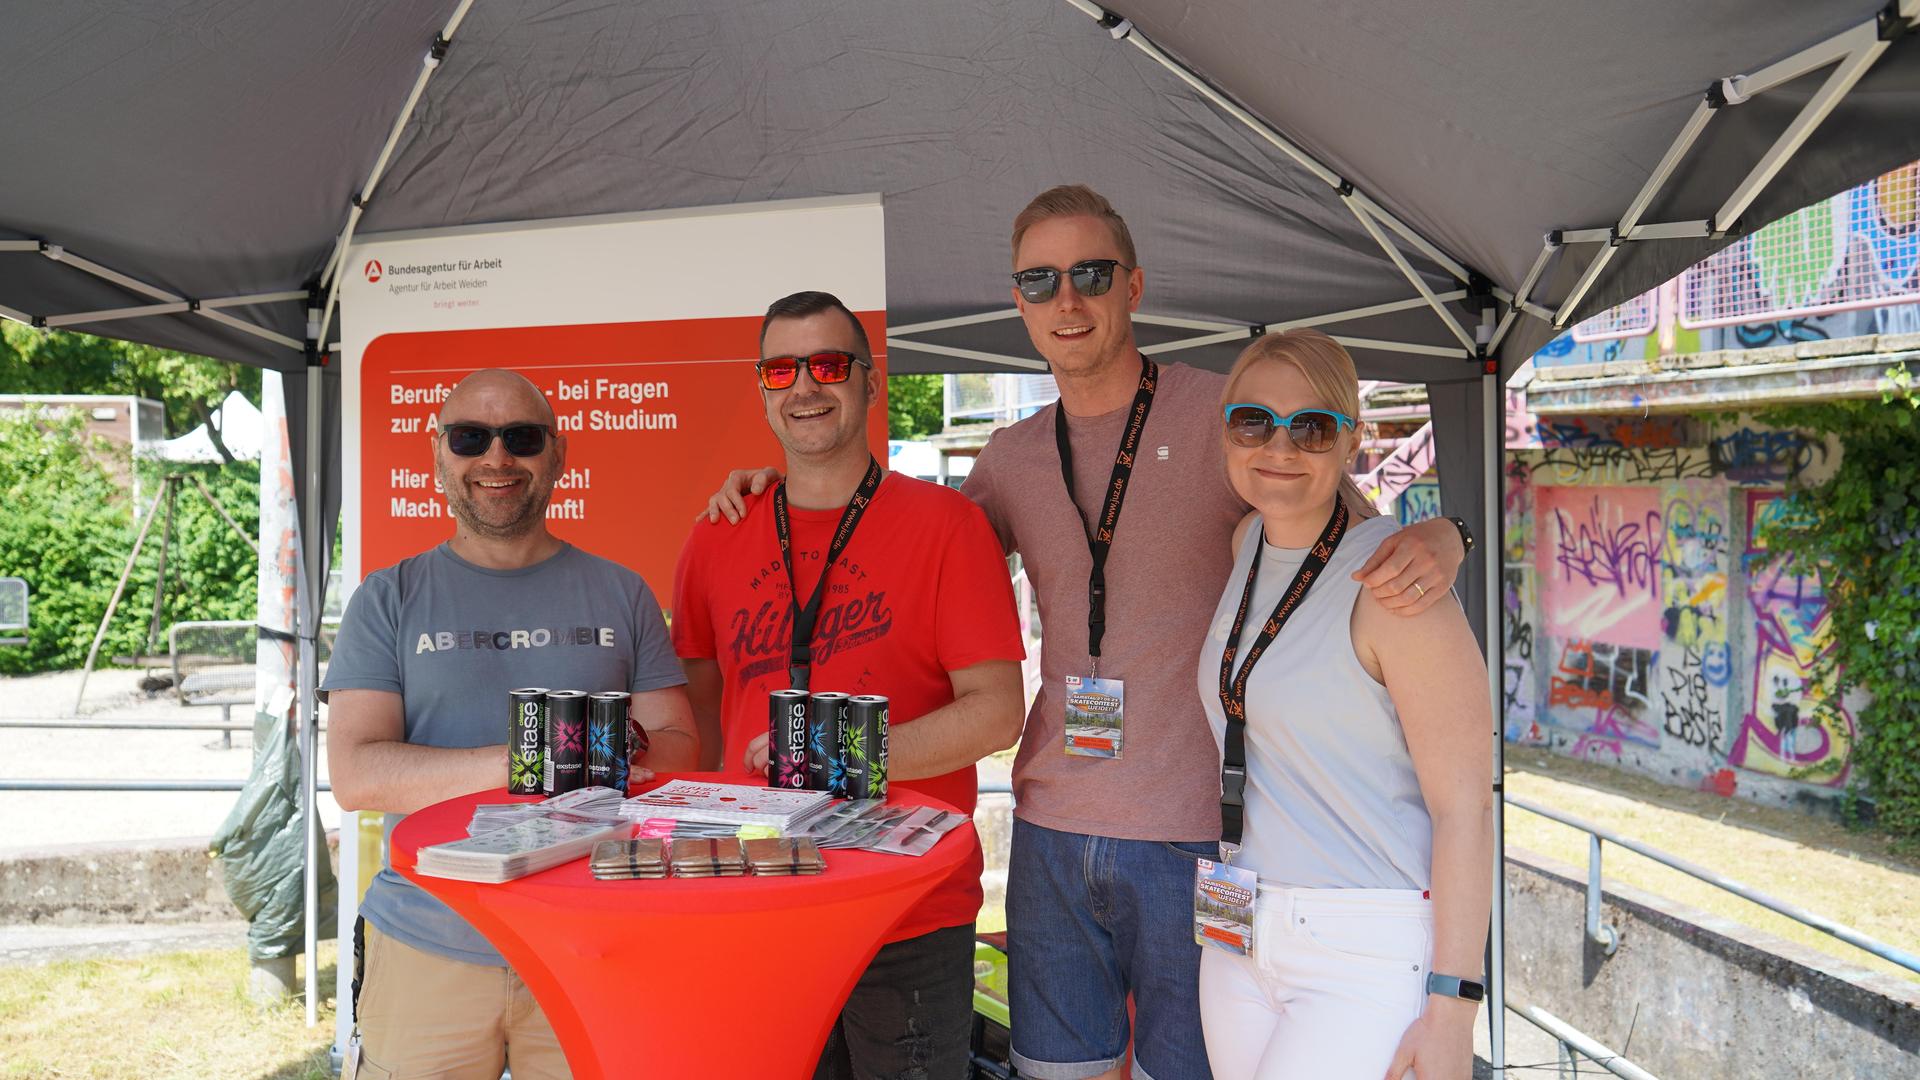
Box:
[393,774,976,1080]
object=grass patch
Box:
[0,943,338,1079]
[1505,745,1920,985]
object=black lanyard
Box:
[1216,499,1350,847]
[1054,355,1157,673]
[773,456,883,691]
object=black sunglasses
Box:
[757,350,870,391]
[1011,259,1132,303]
[440,423,554,457]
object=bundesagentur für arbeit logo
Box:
[364,259,383,283]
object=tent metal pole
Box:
[1342,196,1477,352]
[43,302,192,328]
[1729,17,1878,100]
[199,308,304,351]
[1482,310,1508,1079]
[0,240,39,252]
[1140,328,1250,355]
[1554,96,1717,327]
[885,338,1051,371]
[0,302,34,326]
[317,0,479,342]
[1274,290,1469,330]
[40,244,182,302]
[300,359,324,1028]
[888,309,1023,335]
[1060,0,1476,287]
[1134,312,1246,332]
[1557,220,1715,245]
[1712,35,1886,235]
[1488,240,1559,353]
[1326,335,1464,359]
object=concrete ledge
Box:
[1506,845,1919,1079]
[0,832,338,925]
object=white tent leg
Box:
[1482,322,1508,1078]
[301,360,324,1028]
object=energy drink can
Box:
[843,695,890,800]
[768,689,810,789]
[806,692,851,794]
[508,688,548,795]
[588,691,632,791]
[545,690,589,796]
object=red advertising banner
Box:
[357,313,889,606]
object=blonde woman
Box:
[1195,329,1493,1080]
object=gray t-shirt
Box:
[322,541,685,965]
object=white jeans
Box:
[1199,886,1434,1080]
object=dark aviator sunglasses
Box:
[440,423,555,458]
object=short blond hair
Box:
[1222,328,1380,518]
[1011,184,1138,267]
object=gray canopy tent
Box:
[5,0,1918,1069]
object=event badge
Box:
[340,1034,362,1080]
[1193,857,1258,957]
[1063,675,1124,758]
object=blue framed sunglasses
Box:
[1222,403,1355,452]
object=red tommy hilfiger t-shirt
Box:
[672,471,1025,940]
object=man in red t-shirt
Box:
[672,290,1026,1079]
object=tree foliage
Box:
[0,407,258,675]
[886,374,945,440]
[0,324,260,461]
[1757,364,1920,841]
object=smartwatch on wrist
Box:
[1426,972,1486,1003]
[1445,515,1476,556]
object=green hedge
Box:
[0,407,258,675]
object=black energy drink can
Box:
[807,692,850,794]
[545,690,589,796]
[588,691,632,791]
[843,695,890,800]
[507,688,547,795]
[768,689,810,789]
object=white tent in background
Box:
[146,391,263,463]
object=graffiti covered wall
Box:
[1506,416,1859,812]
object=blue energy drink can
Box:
[588,691,632,791]
[807,692,850,795]
[769,689,809,789]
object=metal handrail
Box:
[1507,999,1662,1080]
[0,779,332,792]
[1507,795,1920,976]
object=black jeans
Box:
[814,923,977,1080]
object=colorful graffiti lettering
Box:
[1727,491,1854,786]
[1706,427,1826,484]
[1539,487,1663,647]
[1657,485,1730,752]
[1545,638,1660,752]
[1503,566,1541,743]
[1511,447,1717,487]
[1397,481,1442,526]
[1536,415,1694,451]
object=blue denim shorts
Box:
[1006,818,1219,1080]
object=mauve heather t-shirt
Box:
[322,542,685,965]
[963,361,1247,841]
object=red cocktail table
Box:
[392,773,976,1079]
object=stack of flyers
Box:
[866,807,967,857]
[668,837,747,877]
[468,786,625,836]
[809,802,919,849]
[743,837,826,876]
[621,781,834,831]
[590,839,668,880]
[416,815,628,883]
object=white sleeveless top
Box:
[1195,513,1433,890]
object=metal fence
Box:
[944,372,1058,426]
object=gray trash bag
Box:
[210,708,338,960]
